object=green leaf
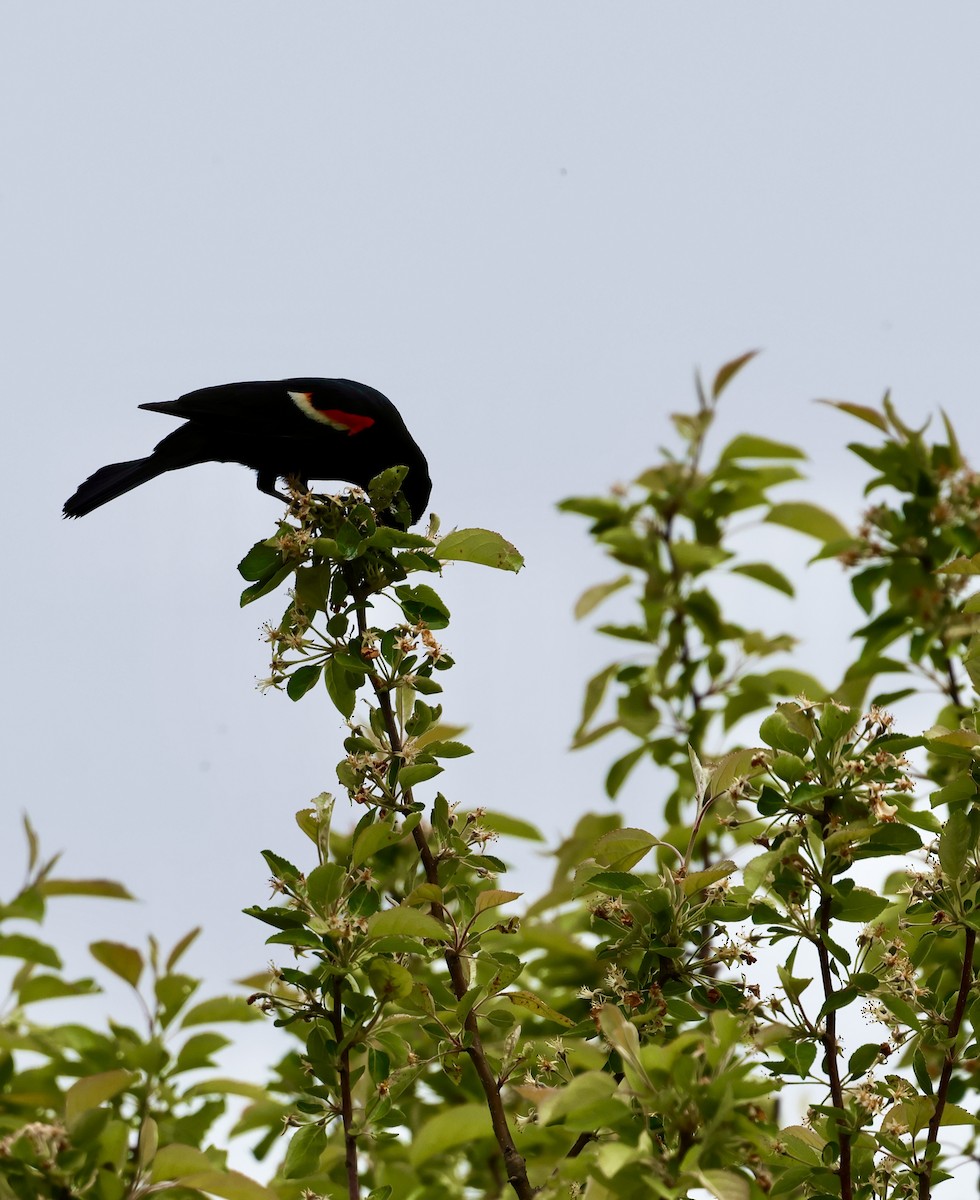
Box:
[730,562,794,597]
[286,664,321,702]
[65,1070,135,1124]
[367,956,415,1002]
[18,974,99,1004]
[323,657,359,719]
[474,889,522,915]
[670,541,731,571]
[500,990,575,1026]
[409,1103,494,1166]
[848,1044,882,1078]
[89,940,142,987]
[606,745,647,798]
[40,878,134,899]
[817,399,889,432]
[368,464,409,512]
[175,1032,229,1073]
[574,663,618,746]
[719,434,805,462]
[394,583,451,629]
[282,1123,327,1178]
[940,809,972,880]
[574,575,631,620]
[240,561,295,606]
[434,528,524,572]
[261,849,302,883]
[352,820,414,868]
[834,887,890,923]
[178,1171,278,1200]
[180,996,262,1027]
[367,908,451,941]
[422,739,473,759]
[936,553,980,576]
[712,349,760,399]
[683,861,737,897]
[397,762,444,789]
[166,927,202,972]
[475,811,545,841]
[537,1071,625,1128]
[697,1169,751,1200]
[765,502,850,543]
[0,933,61,968]
[151,1143,213,1181]
[594,827,658,871]
[237,541,282,582]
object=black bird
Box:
[63,378,431,524]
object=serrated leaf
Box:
[594,826,658,870]
[420,739,472,759]
[367,907,450,941]
[474,889,522,915]
[397,762,444,789]
[281,1123,327,1178]
[683,861,737,897]
[501,990,575,1026]
[434,528,524,572]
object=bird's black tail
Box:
[63,457,169,518]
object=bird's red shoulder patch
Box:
[288,391,376,435]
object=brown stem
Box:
[330,977,360,1200]
[351,584,534,1199]
[917,926,976,1200]
[816,893,853,1200]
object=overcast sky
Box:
[3,2,980,1156]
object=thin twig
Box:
[350,580,535,1199]
[816,892,853,1200]
[330,977,360,1200]
[917,926,976,1200]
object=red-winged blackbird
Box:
[63,378,431,524]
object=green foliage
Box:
[14,361,980,1199]
[0,817,272,1200]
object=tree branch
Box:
[917,926,976,1200]
[351,584,535,1199]
[331,977,360,1200]
[816,893,853,1200]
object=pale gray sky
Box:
[3,3,979,1152]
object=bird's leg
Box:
[255,470,292,503]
